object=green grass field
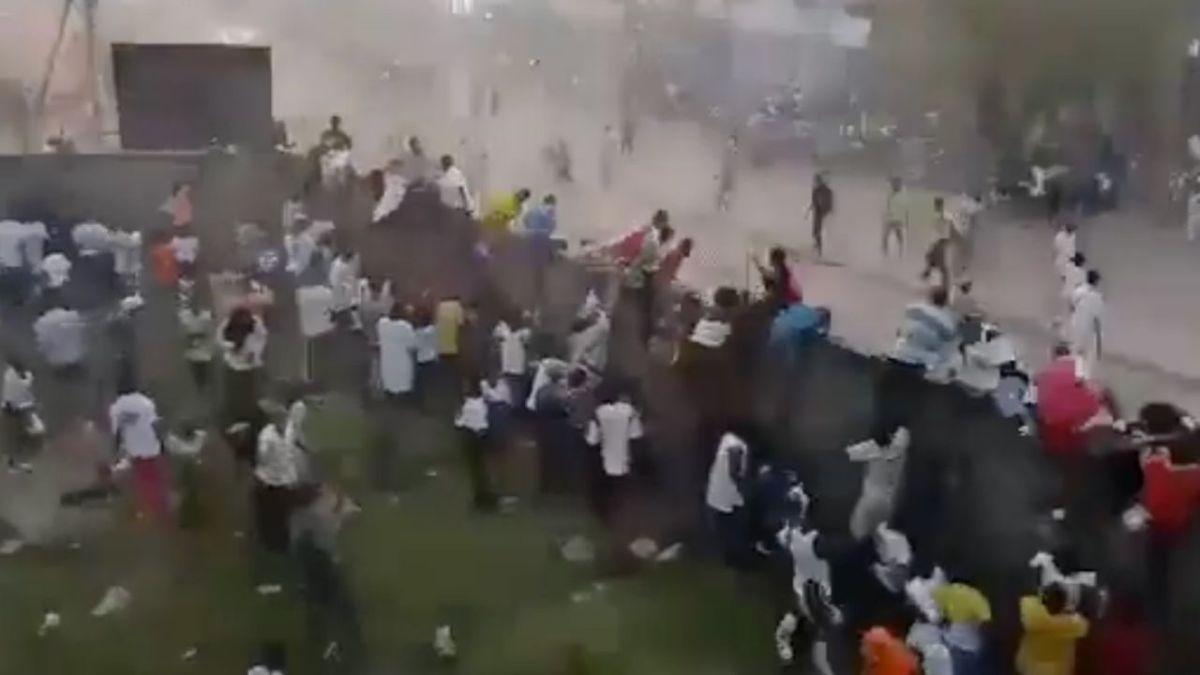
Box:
[0,396,775,675]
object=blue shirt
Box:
[891,302,958,372]
[769,304,830,347]
[523,205,557,239]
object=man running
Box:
[809,173,834,258]
[882,177,909,257]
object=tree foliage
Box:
[944,0,1190,108]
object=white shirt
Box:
[328,256,360,311]
[179,307,214,361]
[905,566,948,623]
[958,332,1017,393]
[586,401,644,476]
[255,423,301,487]
[906,623,954,675]
[482,378,513,406]
[526,358,569,410]
[34,308,86,367]
[1069,284,1104,351]
[494,322,531,376]
[296,285,334,338]
[0,220,26,267]
[309,220,336,242]
[778,523,831,597]
[20,222,48,266]
[40,253,72,288]
[373,171,407,223]
[110,231,143,275]
[220,316,268,371]
[72,221,112,256]
[1053,230,1076,273]
[377,317,417,394]
[871,524,913,593]
[455,396,489,434]
[282,199,306,232]
[438,165,472,211]
[846,427,909,499]
[357,279,393,315]
[286,400,308,450]
[166,430,207,458]
[285,231,316,276]
[414,325,439,364]
[108,392,161,458]
[1,367,35,410]
[170,235,200,264]
[568,312,610,372]
[689,318,731,348]
[706,433,747,513]
[1061,262,1086,301]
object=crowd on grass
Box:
[0,115,1197,675]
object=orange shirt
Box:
[861,627,919,675]
[150,243,178,285]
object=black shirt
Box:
[812,183,833,216]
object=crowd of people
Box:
[0,110,1196,675]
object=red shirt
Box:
[1035,356,1102,456]
[779,264,802,305]
[1141,451,1200,535]
[610,226,649,266]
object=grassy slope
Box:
[0,396,774,675]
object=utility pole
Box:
[34,0,76,146]
[32,0,103,149]
[83,0,99,122]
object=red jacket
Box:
[1141,450,1200,535]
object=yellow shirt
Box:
[933,583,992,624]
[482,193,519,236]
[1015,596,1088,675]
[436,300,464,356]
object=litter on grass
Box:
[628,537,659,560]
[38,612,61,636]
[91,586,132,617]
[655,543,683,562]
[434,625,457,658]
[560,535,595,564]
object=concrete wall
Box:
[0,152,296,237]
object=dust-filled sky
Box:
[0,0,631,154]
[0,0,860,158]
